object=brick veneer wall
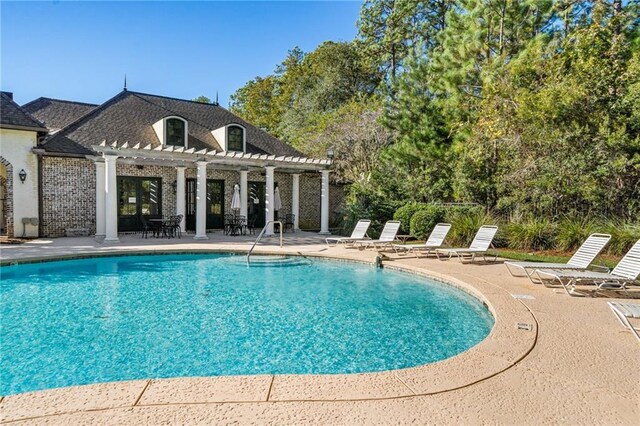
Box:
[40,157,346,237]
[297,173,346,230]
[41,157,95,237]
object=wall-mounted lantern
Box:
[172,180,177,194]
[326,148,334,160]
[18,169,27,183]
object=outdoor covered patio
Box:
[90,141,333,243]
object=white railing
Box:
[247,221,283,264]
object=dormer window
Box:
[211,123,246,152]
[166,118,185,147]
[227,125,244,152]
[153,116,188,147]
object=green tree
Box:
[462,1,640,217]
[279,41,382,147]
[229,76,282,136]
[381,51,454,203]
[230,42,382,151]
[357,0,455,83]
[430,0,553,114]
[305,97,393,186]
[192,96,211,104]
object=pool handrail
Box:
[247,220,283,264]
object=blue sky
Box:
[1,1,362,106]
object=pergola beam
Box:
[91,144,331,171]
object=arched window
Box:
[166,118,186,147]
[227,125,244,152]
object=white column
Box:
[265,166,275,236]
[292,173,300,232]
[175,166,186,232]
[94,159,106,238]
[104,155,119,242]
[319,170,330,235]
[194,161,209,240]
[239,169,248,219]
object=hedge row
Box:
[393,203,639,256]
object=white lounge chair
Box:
[533,240,640,297]
[505,233,611,283]
[435,225,499,263]
[392,223,451,257]
[355,220,401,250]
[325,219,371,247]
[607,302,640,342]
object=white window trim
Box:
[211,123,246,153]
[226,124,246,153]
[152,116,188,148]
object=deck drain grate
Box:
[516,322,533,331]
[511,294,535,300]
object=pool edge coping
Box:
[0,248,537,423]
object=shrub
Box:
[445,208,502,247]
[602,220,640,256]
[409,205,445,240]
[343,185,397,239]
[393,202,427,234]
[556,216,598,251]
[505,218,557,251]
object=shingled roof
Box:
[39,90,303,157]
[22,97,97,132]
[0,92,47,132]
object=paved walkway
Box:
[1,234,638,425]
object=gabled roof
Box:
[0,92,47,132]
[22,97,97,132]
[39,90,303,157]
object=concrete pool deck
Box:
[0,232,638,425]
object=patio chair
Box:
[435,225,499,263]
[169,214,183,238]
[505,233,611,283]
[284,214,295,233]
[224,214,235,235]
[354,220,401,250]
[392,223,451,257]
[246,216,257,235]
[532,240,640,296]
[140,215,155,238]
[230,215,246,236]
[607,302,640,342]
[326,219,371,247]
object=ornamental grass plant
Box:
[505,218,557,251]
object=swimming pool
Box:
[0,254,494,395]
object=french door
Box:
[247,181,280,229]
[247,181,265,229]
[118,176,162,232]
[185,179,225,230]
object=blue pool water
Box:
[0,254,493,395]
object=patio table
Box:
[229,216,246,236]
[148,218,175,238]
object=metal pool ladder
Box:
[247,220,283,264]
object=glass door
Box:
[185,179,196,231]
[185,179,225,230]
[247,181,265,229]
[206,180,224,229]
[118,176,162,232]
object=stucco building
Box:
[0,90,342,240]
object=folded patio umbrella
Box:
[231,184,241,211]
[274,187,282,211]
